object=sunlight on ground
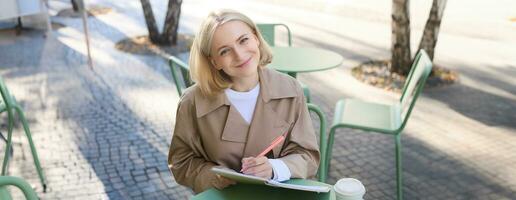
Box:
[56,27,116,65]
[408,104,516,185]
[93,11,147,39]
[118,88,180,155]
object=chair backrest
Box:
[306,103,327,182]
[0,176,38,200]
[398,50,433,130]
[168,56,193,96]
[256,23,292,47]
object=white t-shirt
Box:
[224,84,260,124]
[225,84,291,181]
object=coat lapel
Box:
[242,68,296,158]
[194,67,299,159]
[195,87,249,143]
[221,105,250,143]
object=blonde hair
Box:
[189,9,273,97]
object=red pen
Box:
[257,134,286,157]
[241,124,293,172]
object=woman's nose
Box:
[233,46,245,60]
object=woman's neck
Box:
[230,73,259,92]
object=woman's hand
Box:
[241,156,273,179]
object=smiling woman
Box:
[167,9,320,194]
[188,10,273,96]
[209,21,262,92]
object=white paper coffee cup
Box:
[334,178,366,200]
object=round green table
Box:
[269,47,343,77]
[191,179,335,200]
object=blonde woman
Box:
[168,9,319,193]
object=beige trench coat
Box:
[168,67,320,193]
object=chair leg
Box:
[324,126,338,183]
[303,86,311,103]
[0,131,14,161]
[1,112,15,176]
[14,106,47,192]
[395,134,403,200]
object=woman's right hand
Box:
[212,174,237,190]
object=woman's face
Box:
[209,20,261,80]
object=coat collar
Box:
[195,67,298,118]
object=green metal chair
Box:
[0,176,38,200]
[256,23,311,103]
[0,77,46,192]
[168,55,192,96]
[256,23,292,47]
[306,103,327,182]
[324,50,433,200]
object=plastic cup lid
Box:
[334,178,366,196]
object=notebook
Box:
[211,167,331,193]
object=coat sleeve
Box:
[168,98,217,193]
[278,84,320,179]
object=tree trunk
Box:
[391,0,412,76]
[162,0,182,45]
[139,0,161,43]
[418,0,447,61]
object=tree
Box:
[417,0,447,61]
[139,0,182,45]
[391,0,447,76]
[391,0,412,75]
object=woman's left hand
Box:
[241,156,273,179]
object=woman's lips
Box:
[236,57,252,68]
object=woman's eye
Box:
[240,37,249,44]
[220,49,229,56]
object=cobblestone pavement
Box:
[0,0,515,199]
